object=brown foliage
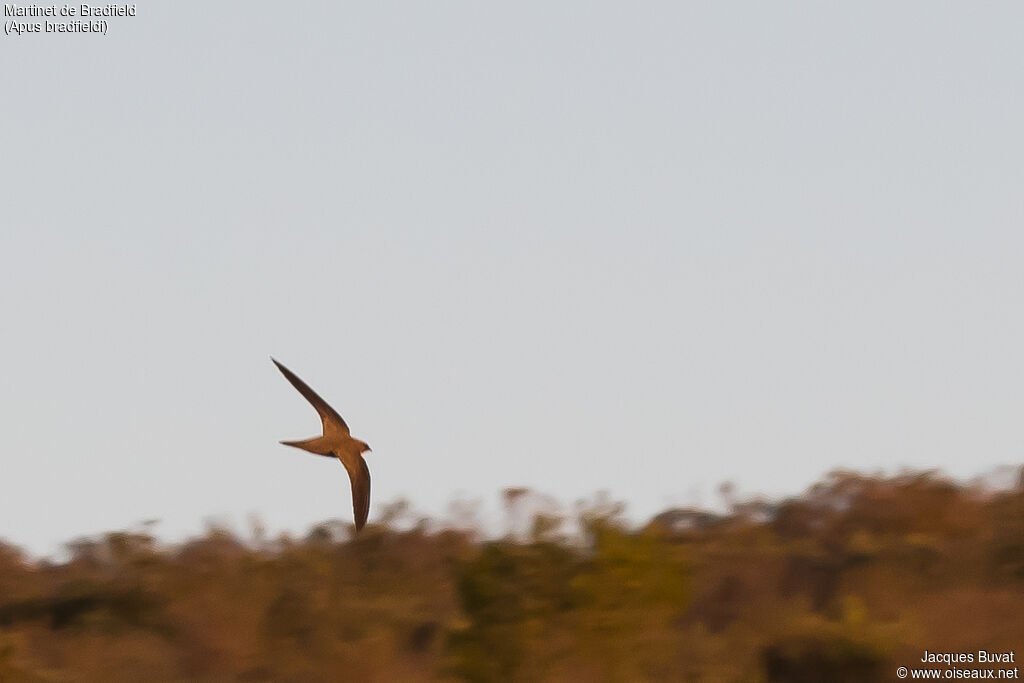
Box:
[0,469,1021,681]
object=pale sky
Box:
[2,2,1022,557]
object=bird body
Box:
[272,358,372,531]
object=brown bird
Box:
[272,358,373,531]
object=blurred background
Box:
[0,472,1021,681]
[1,1,1022,680]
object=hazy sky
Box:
[2,2,1022,556]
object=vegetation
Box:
[0,469,1021,681]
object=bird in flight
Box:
[272,358,373,531]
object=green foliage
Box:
[449,540,578,681]
[448,513,691,682]
[763,600,893,683]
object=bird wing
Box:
[272,359,350,436]
[336,450,371,531]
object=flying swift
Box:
[272,358,372,531]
